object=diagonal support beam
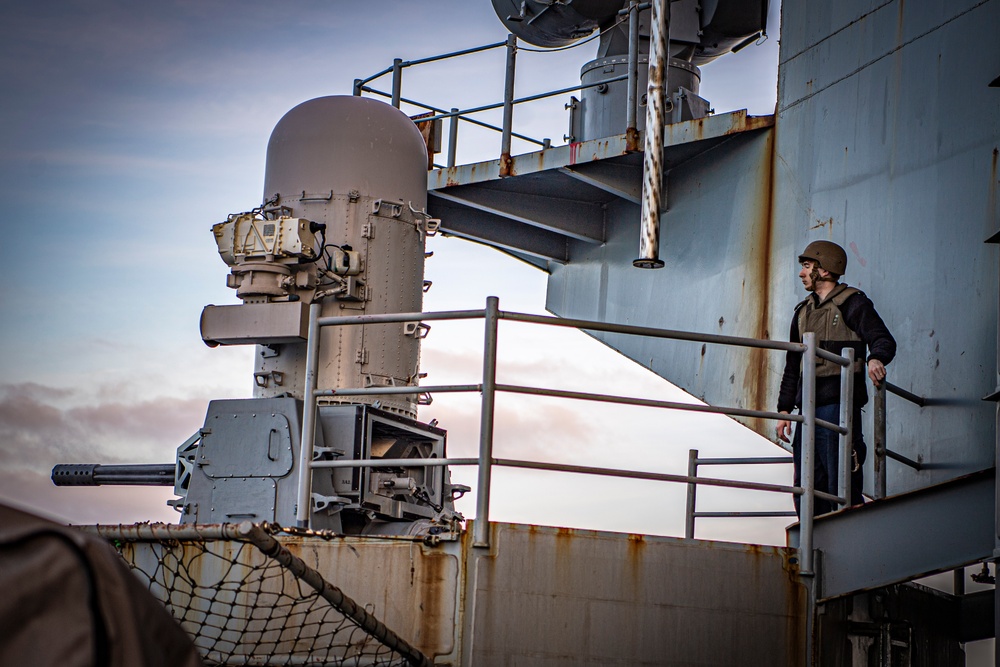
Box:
[559,162,642,204]
[433,186,604,243]
[559,162,643,205]
[429,195,568,263]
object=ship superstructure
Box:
[36,0,1000,664]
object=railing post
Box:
[625,0,641,151]
[499,34,517,177]
[874,377,887,499]
[295,302,323,528]
[799,332,817,576]
[685,449,698,539]
[838,348,855,508]
[633,0,669,269]
[391,58,403,108]
[474,296,500,548]
[447,108,460,168]
[353,78,363,97]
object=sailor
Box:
[775,241,896,515]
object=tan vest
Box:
[797,283,864,377]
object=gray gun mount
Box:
[52,397,466,535]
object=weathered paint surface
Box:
[545,129,779,435]
[771,0,1000,492]
[463,521,806,666]
[428,110,773,191]
[121,523,805,665]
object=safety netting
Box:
[92,522,430,667]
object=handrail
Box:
[350,5,651,170]
[684,449,798,539]
[296,297,855,577]
[873,379,929,498]
[885,381,927,407]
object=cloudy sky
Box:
[0,0,790,543]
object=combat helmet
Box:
[799,240,847,275]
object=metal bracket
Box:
[311,493,350,514]
[312,446,346,461]
[254,370,284,387]
[299,190,333,202]
[403,321,431,339]
[372,199,404,218]
[422,218,440,237]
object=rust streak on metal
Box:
[625,127,640,152]
[414,549,450,656]
[740,129,777,436]
[498,153,513,177]
[411,111,438,171]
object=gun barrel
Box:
[52,463,176,487]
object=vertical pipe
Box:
[447,108,459,168]
[954,567,966,596]
[633,0,669,269]
[838,348,855,508]
[295,302,323,527]
[353,78,363,97]
[391,58,403,108]
[473,296,500,548]
[800,332,817,575]
[685,449,698,539]
[499,35,517,177]
[874,380,887,499]
[625,0,641,151]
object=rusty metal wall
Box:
[461,522,806,666]
[121,524,805,665]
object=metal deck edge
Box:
[428,110,775,189]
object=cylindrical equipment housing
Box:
[578,56,701,142]
[257,96,430,417]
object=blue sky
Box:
[0,0,791,542]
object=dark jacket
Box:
[778,287,896,413]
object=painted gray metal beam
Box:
[429,195,569,263]
[789,470,995,601]
[559,162,643,205]
[427,110,774,190]
[432,186,604,243]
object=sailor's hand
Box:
[868,359,886,386]
[776,412,792,443]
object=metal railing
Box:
[684,450,797,539]
[873,380,927,498]
[351,1,650,170]
[293,296,859,578]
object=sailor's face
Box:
[799,260,818,291]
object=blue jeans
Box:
[791,403,866,515]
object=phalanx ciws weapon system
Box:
[53,96,466,535]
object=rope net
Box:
[107,526,425,667]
